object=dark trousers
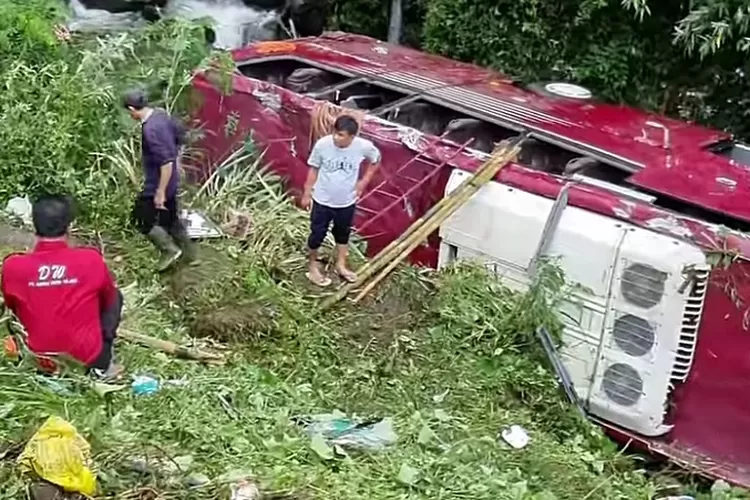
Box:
[132,193,180,235]
[89,289,124,371]
[307,201,356,250]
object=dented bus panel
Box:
[189,32,750,486]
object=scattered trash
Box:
[184,472,211,488]
[310,433,334,460]
[165,377,190,387]
[417,424,438,445]
[432,389,449,403]
[296,411,398,453]
[91,381,127,398]
[222,210,254,240]
[181,209,223,239]
[396,463,419,486]
[18,416,97,496]
[231,479,261,500]
[131,375,160,396]
[657,496,695,500]
[501,424,530,449]
[5,196,32,225]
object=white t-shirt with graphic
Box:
[308,135,381,208]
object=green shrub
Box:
[0,2,213,227]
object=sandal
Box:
[337,269,357,283]
[306,271,332,287]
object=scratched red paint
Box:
[190,33,750,486]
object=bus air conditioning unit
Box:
[437,168,709,437]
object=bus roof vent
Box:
[612,314,656,357]
[621,263,667,309]
[602,362,643,407]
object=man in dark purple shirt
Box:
[123,89,196,272]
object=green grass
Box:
[0,158,727,500]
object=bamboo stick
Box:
[353,152,516,302]
[354,140,509,278]
[321,135,527,310]
[119,330,224,365]
[360,140,521,269]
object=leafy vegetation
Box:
[0,1,748,500]
[0,0,215,223]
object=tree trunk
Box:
[387,0,403,44]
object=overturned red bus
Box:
[190,32,750,486]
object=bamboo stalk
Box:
[353,152,516,303]
[321,135,527,310]
[354,141,508,277]
[361,140,520,268]
[119,330,224,365]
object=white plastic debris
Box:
[180,209,223,239]
[5,196,32,225]
[231,480,261,500]
[501,425,530,449]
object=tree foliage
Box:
[328,0,425,47]
[625,0,750,57]
[0,1,214,225]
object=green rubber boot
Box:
[169,220,199,266]
[147,226,182,272]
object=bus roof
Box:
[232,33,750,224]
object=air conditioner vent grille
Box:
[621,262,668,309]
[671,266,710,382]
[613,314,656,357]
[602,362,643,407]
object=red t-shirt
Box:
[1,239,117,365]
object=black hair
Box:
[333,115,359,136]
[123,88,149,110]
[32,195,73,238]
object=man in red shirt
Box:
[1,195,123,378]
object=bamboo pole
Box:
[352,149,517,303]
[119,330,224,365]
[320,134,527,310]
[353,138,511,279]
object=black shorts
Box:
[89,289,124,371]
[132,193,179,235]
[307,201,356,250]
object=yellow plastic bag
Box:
[17,416,97,496]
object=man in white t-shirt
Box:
[301,115,381,286]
